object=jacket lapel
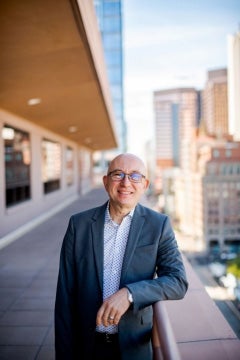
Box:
[120,204,146,286]
[91,203,107,294]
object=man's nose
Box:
[121,174,131,183]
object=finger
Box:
[103,311,111,326]
[106,316,114,326]
[96,301,113,326]
[108,314,115,322]
[112,311,121,325]
[96,305,105,326]
[102,305,113,326]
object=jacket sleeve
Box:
[126,215,188,312]
[54,217,76,359]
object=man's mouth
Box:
[118,190,132,195]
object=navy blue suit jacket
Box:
[55,202,188,359]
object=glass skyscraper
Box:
[94,0,126,158]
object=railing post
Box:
[152,301,182,360]
[152,315,164,360]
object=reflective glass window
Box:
[108,68,121,83]
[103,2,121,16]
[113,100,123,118]
[66,146,74,186]
[2,125,31,207]
[105,52,121,66]
[111,84,122,99]
[103,33,121,49]
[102,18,121,32]
[42,139,61,194]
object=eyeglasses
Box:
[107,171,146,183]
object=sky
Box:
[123,0,240,158]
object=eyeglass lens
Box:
[109,172,144,182]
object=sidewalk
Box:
[0,187,108,360]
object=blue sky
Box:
[123,0,240,157]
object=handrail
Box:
[152,301,182,360]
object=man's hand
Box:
[96,287,131,327]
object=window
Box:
[103,33,121,49]
[108,68,122,83]
[105,52,121,67]
[102,17,121,32]
[225,149,231,157]
[213,149,219,158]
[66,147,74,186]
[103,2,121,16]
[42,139,61,194]
[2,125,31,207]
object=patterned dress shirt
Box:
[96,202,134,334]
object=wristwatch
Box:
[127,289,133,303]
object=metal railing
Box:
[152,301,182,360]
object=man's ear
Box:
[144,179,150,190]
[102,175,108,189]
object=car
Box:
[208,262,226,278]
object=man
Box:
[55,153,188,360]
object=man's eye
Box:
[131,173,140,179]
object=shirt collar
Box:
[105,201,135,223]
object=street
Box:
[188,253,240,339]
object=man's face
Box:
[103,154,149,211]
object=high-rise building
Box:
[153,88,198,234]
[203,142,240,253]
[228,30,240,141]
[94,0,126,166]
[153,88,197,174]
[202,68,228,138]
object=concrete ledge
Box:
[165,257,240,359]
[178,339,240,360]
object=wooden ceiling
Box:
[0,0,118,150]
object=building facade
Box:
[153,70,240,253]
[203,142,240,253]
[203,68,228,138]
[154,88,198,171]
[228,30,240,141]
[94,0,126,168]
[153,88,198,193]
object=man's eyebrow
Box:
[109,169,142,173]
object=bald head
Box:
[103,153,149,215]
[107,153,147,176]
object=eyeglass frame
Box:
[107,170,146,183]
